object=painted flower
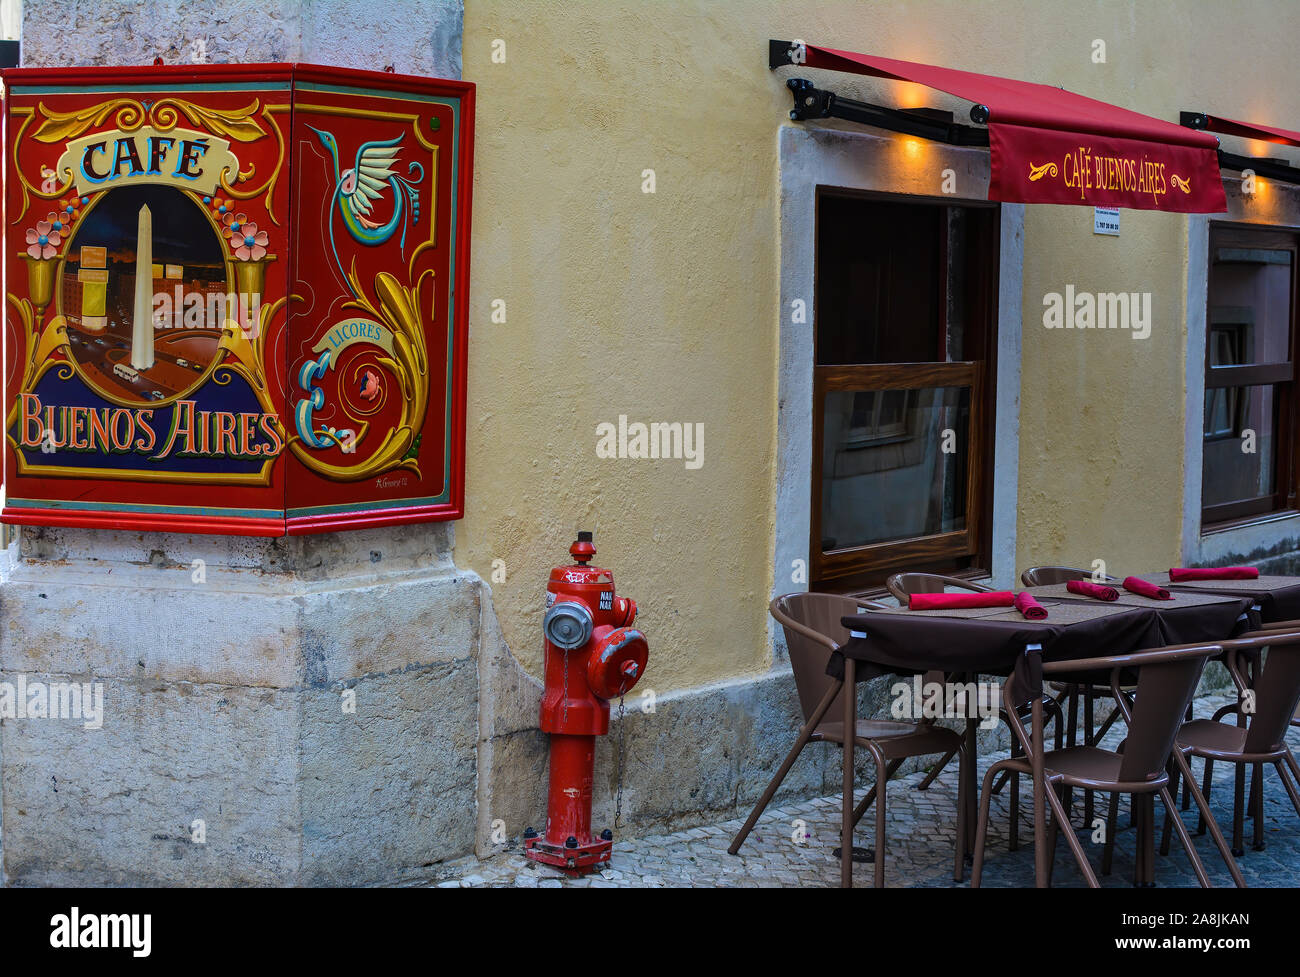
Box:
[25,220,61,259]
[44,211,71,235]
[221,211,250,240]
[210,196,234,220]
[232,221,268,261]
[58,197,80,223]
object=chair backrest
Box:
[1239,635,1300,754]
[1117,652,1213,783]
[1020,565,1119,587]
[770,592,884,723]
[885,572,991,604]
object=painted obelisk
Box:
[130,203,155,371]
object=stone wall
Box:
[1,525,483,885]
[21,0,462,76]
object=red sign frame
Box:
[1,62,473,535]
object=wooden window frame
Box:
[1201,223,1300,527]
[810,188,1000,592]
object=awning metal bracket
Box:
[782,77,990,147]
[1182,111,1300,185]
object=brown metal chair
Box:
[971,641,1223,888]
[1021,565,1131,830]
[885,572,1063,853]
[1019,566,1120,587]
[728,592,969,887]
[1161,629,1300,885]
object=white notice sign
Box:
[1094,207,1120,236]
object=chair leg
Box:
[1046,784,1065,888]
[1176,750,1246,888]
[1196,757,1214,835]
[1276,758,1300,819]
[1285,748,1300,802]
[1082,691,1096,829]
[971,759,1011,888]
[1248,762,1261,820]
[1161,785,1211,888]
[1160,760,1178,857]
[728,681,841,855]
[851,757,903,829]
[840,660,856,889]
[1132,793,1152,887]
[1044,778,1099,888]
[1251,763,1265,851]
[867,744,888,888]
[1065,684,1079,746]
[917,747,956,791]
[1101,791,1119,876]
[1232,762,1245,857]
[953,742,969,883]
[1063,686,1079,817]
[1008,730,1021,853]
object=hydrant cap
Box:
[586,627,649,699]
[544,601,594,650]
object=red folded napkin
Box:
[907,591,1014,611]
[1013,592,1049,620]
[1066,580,1119,601]
[1123,576,1172,600]
[1169,566,1259,582]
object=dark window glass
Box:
[811,190,998,591]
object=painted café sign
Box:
[2,63,474,534]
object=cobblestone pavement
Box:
[420,694,1300,888]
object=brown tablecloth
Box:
[836,585,1259,707]
[1144,571,1300,623]
[836,603,1160,708]
[1024,583,1256,644]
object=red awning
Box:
[1194,114,1300,148]
[796,44,1226,214]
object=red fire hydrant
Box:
[523,532,648,875]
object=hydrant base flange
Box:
[523,835,612,875]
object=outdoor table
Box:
[1024,583,1257,644]
[1144,572,1300,624]
[834,594,1255,888]
[836,602,1156,888]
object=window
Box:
[811,190,1000,591]
[1202,226,1300,526]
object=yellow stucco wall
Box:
[458,1,1300,692]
